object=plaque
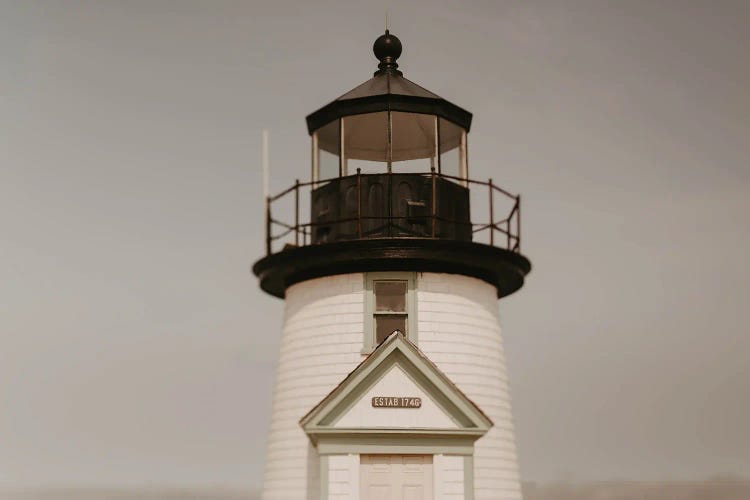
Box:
[371,396,422,408]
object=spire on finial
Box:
[373,29,402,76]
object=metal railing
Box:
[264,168,521,255]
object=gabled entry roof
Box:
[300,332,492,446]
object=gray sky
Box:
[1,0,748,491]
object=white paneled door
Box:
[360,455,433,500]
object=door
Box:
[360,454,433,500]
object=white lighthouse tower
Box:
[254,31,531,500]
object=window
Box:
[374,280,407,343]
[364,272,417,353]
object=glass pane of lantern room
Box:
[391,112,436,173]
[316,119,340,181]
[344,112,388,174]
[439,117,463,178]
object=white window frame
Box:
[363,272,417,354]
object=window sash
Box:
[363,272,417,354]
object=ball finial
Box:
[373,30,403,76]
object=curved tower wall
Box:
[261,272,521,500]
[262,273,365,499]
[416,273,522,500]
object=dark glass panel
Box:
[375,315,407,344]
[375,281,407,312]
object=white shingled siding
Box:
[417,272,522,500]
[261,274,365,500]
[261,272,521,500]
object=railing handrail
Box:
[264,169,521,255]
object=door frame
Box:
[319,452,475,500]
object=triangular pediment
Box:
[300,332,492,442]
[334,363,459,429]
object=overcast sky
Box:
[1,0,748,491]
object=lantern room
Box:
[305,30,474,244]
[308,31,470,181]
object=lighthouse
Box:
[253,30,531,500]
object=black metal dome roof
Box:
[305,31,473,134]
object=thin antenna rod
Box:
[262,129,270,201]
[385,11,389,31]
[262,129,271,254]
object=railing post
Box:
[431,167,437,238]
[357,168,362,238]
[294,179,300,246]
[265,196,271,255]
[488,178,494,246]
